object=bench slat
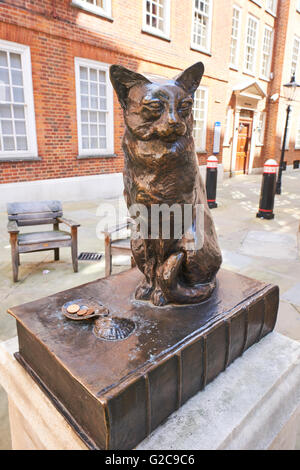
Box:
[18,231,71,246]
[16,219,60,227]
[7,200,62,215]
[8,211,63,221]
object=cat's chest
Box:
[123,134,198,204]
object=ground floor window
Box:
[0,39,37,159]
[75,58,114,157]
[193,86,208,152]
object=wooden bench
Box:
[7,200,80,282]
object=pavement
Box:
[0,170,299,450]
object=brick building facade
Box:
[0,0,299,205]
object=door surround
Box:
[230,80,266,175]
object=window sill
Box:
[141,28,171,42]
[259,76,270,82]
[77,153,117,159]
[0,155,41,162]
[243,70,256,78]
[229,65,239,71]
[71,1,113,22]
[195,149,207,154]
[223,144,230,148]
[190,45,212,56]
[265,9,277,18]
[250,0,262,7]
[256,144,264,147]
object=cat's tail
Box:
[158,252,216,305]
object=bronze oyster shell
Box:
[93,317,136,341]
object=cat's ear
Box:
[110,65,151,110]
[174,62,204,95]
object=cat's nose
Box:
[168,111,179,126]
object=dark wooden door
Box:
[236,122,250,173]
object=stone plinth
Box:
[0,333,300,450]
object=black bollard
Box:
[256,159,279,220]
[206,155,218,209]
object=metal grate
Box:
[78,252,103,261]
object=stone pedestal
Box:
[0,333,300,450]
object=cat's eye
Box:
[144,101,163,111]
[178,99,193,113]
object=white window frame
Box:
[142,0,171,41]
[295,116,300,150]
[71,0,112,20]
[260,25,274,81]
[256,111,266,146]
[297,0,300,13]
[193,86,208,153]
[266,0,277,16]
[190,0,213,54]
[0,39,37,160]
[75,57,114,157]
[291,36,300,79]
[244,15,259,76]
[230,5,242,70]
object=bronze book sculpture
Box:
[110,62,222,306]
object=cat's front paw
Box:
[135,283,153,301]
[151,288,168,307]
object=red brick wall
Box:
[0,0,233,184]
[0,0,299,184]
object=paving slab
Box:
[282,284,300,308]
[275,301,300,342]
[221,249,253,271]
[240,231,298,260]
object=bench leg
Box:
[10,233,19,282]
[71,227,78,273]
[105,234,112,277]
[54,248,59,261]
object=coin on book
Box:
[67,304,80,314]
[85,307,95,316]
[77,307,88,316]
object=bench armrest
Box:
[57,217,80,228]
[7,220,19,234]
[102,222,130,236]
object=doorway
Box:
[236,120,252,174]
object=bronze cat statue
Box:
[110,62,222,306]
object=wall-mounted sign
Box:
[213,121,221,154]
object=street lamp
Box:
[276,73,300,195]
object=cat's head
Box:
[110,62,204,142]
